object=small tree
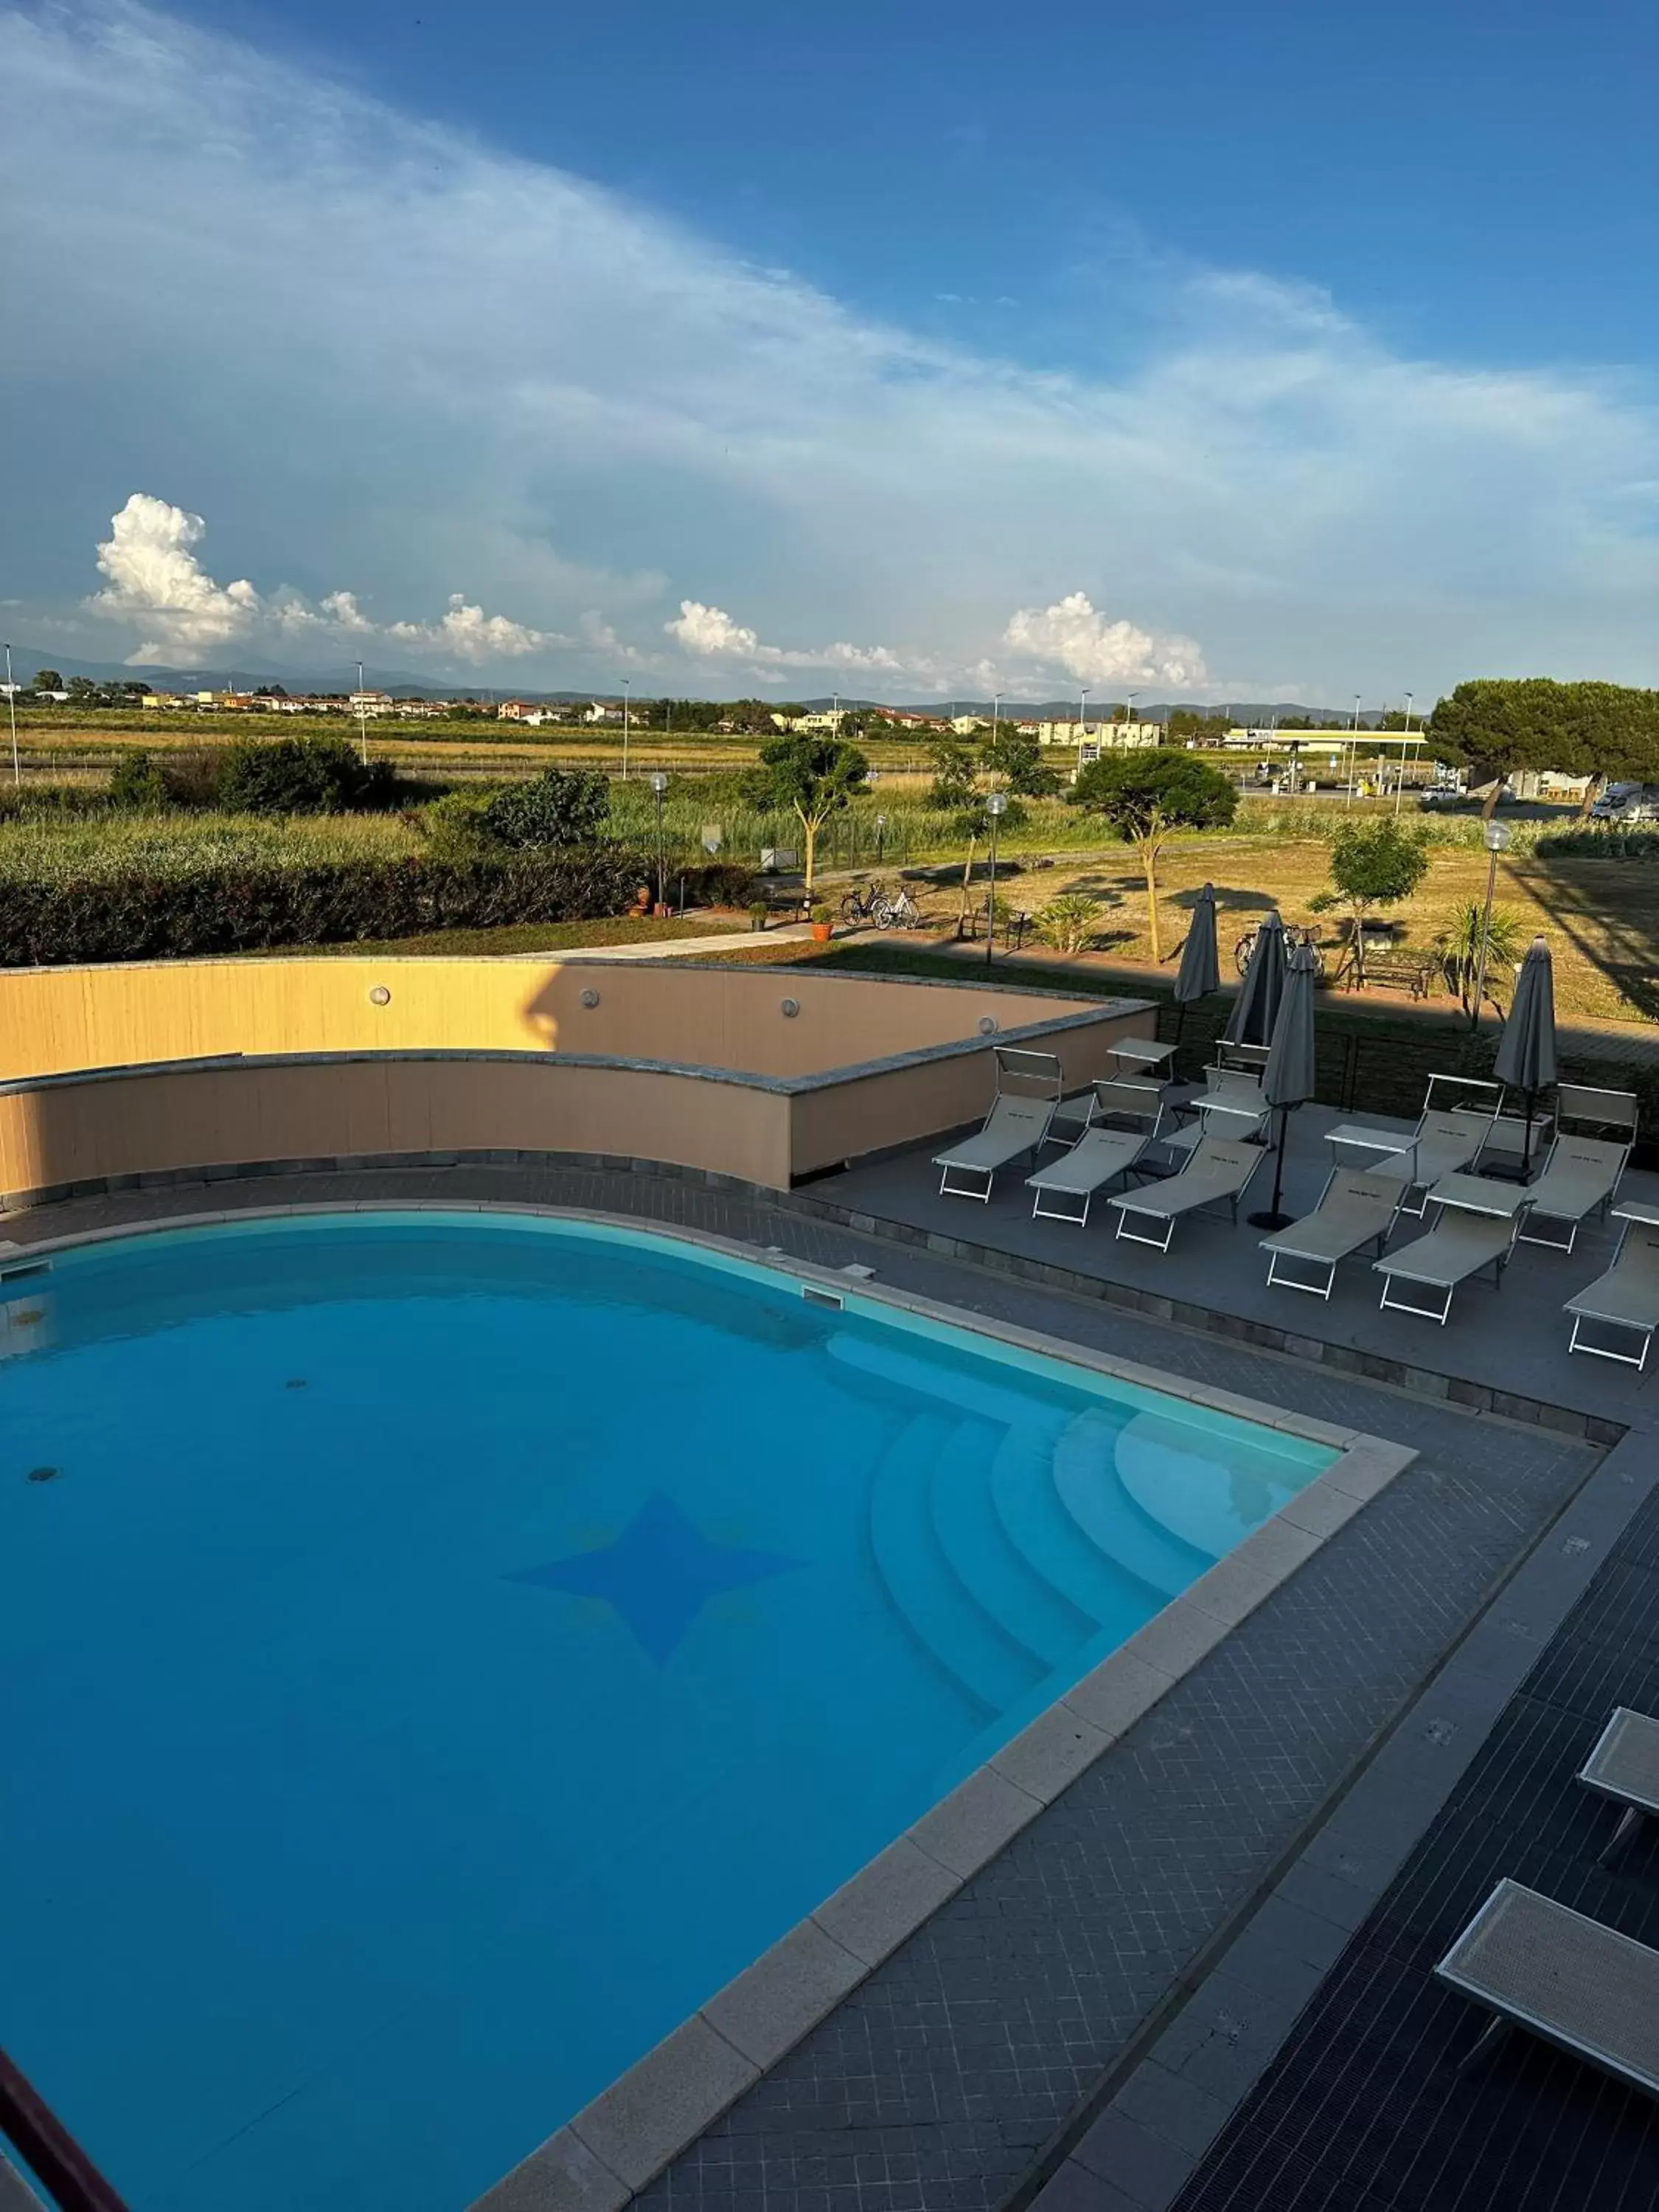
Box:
[482,767,610,849]
[1068,753,1236,961]
[980,720,1060,797]
[32,669,63,693]
[742,731,868,890]
[1436,900,1526,1017]
[925,734,978,810]
[1310,818,1430,983]
[108,750,170,811]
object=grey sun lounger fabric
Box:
[1565,1215,1659,1368]
[1436,1879,1659,2097]
[1107,1136,1264,1252]
[1579,1707,1659,1867]
[1260,1168,1402,1297]
[1026,1127,1150,1225]
[1374,1208,1520,1324]
[1520,1136,1632,1252]
[1161,1067,1269,1155]
[934,1092,1057,1200]
[1369,1108,1495,1210]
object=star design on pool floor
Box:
[509,1494,804,1664]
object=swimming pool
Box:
[0,1209,1335,2210]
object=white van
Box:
[1592,782,1659,823]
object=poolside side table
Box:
[1106,1037,1178,1081]
[1579,1706,1659,1868]
[1324,1123,1417,1167]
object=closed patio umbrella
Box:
[1170,882,1220,1074]
[1248,939,1318,1229]
[1224,908,1286,1048]
[1493,936,1557,1180]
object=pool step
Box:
[1052,1411,1214,1601]
[867,1413,1043,1719]
[931,1419,1098,1669]
[990,1414,1169,1637]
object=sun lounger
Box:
[1374,1205,1523,1324]
[1518,1086,1638,1251]
[1047,1074,1164,1149]
[1565,1207,1659,1368]
[1259,1168,1403,1298]
[1435,1879,1659,2095]
[934,1047,1063,1200]
[1025,1127,1150,1226]
[1578,1707,1659,1869]
[1107,1137,1265,1253]
[1162,1066,1270,1156]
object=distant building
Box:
[583,702,624,723]
[348,691,394,717]
[497,700,548,724]
[950,714,990,736]
[1034,719,1161,754]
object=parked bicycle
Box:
[1232,921,1326,977]
[839,880,922,930]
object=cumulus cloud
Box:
[91,494,261,661]
[86,493,568,666]
[666,600,905,678]
[8,4,1659,696]
[1002,594,1208,690]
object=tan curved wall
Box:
[0,1058,793,1198]
[0,957,1110,1084]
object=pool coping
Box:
[2,1198,1419,2212]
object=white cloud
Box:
[7,4,1659,698]
[86,492,571,666]
[665,600,907,679]
[1002,593,1208,691]
[91,494,261,661]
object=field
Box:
[1,717,1656,1032]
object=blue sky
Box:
[2,0,1657,702]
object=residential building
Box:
[1034,718,1161,752]
[348,691,395,718]
[497,700,548,724]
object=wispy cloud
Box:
[4,2,1659,696]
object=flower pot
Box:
[749,916,768,933]
[810,922,834,943]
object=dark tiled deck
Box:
[1157,1483,1659,2212]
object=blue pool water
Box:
[0,1211,1333,2210]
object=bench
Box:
[1343,953,1436,998]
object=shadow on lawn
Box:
[1524,858,1659,1024]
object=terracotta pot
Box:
[810,922,834,943]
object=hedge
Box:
[0,848,651,967]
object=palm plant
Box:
[1436,900,1526,1016]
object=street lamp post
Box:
[355,660,369,768]
[3,644,18,786]
[1124,690,1138,742]
[984,790,1009,967]
[1471,819,1512,1029]
[1075,689,1089,782]
[621,679,631,781]
[875,811,887,863]
[1394,693,1414,815]
[1347,695,1360,805]
[649,771,669,910]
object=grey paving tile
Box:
[569,2017,758,2193]
[810,1837,963,1971]
[1071,2109,1198,2206]
[473,2129,631,2212]
[905,1764,1041,1879]
[989,1703,1114,1804]
[1112,2061,1231,2160]
[700,1921,867,2070]
[1032,2159,1146,2212]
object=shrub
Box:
[1435,900,1527,1016]
[1536,827,1659,860]
[481,767,610,849]
[108,751,171,810]
[159,748,229,810]
[675,860,758,908]
[416,788,500,858]
[0,848,649,965]
[1035,890,1106,953]
[217,735,400,815]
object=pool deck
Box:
[3,1148,1650,2212]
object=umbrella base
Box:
[1248,1208,1295,1231]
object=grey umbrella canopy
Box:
[1250,941,1319,1228]
[1224,908,1286,1048]
[1494,936,1557,1174]
[1174,883,1220,1005]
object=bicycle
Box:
[1232,921,1325,978]
[839,880,921,929]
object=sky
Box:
[2,0,1657,704]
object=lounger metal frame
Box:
[1029,1144,1152,1228]
[1375,1204,1528,1326]
[935,1047,1063,1201]
[1110,1149,1263,1253]
[1262,1166,1405,1298]
[1388,1073,1504,1217]
[1564,1211,1659,1370]
[1436,1879,1659,2097]
[1517,1085,1638,1253]
[1577,1706,1659,1869]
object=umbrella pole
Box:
[1521,1090,1535,1181]
[1248,1105,1295,1231]
[1172,1003,1186,1079]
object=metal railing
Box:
[0,2050,129,2212]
